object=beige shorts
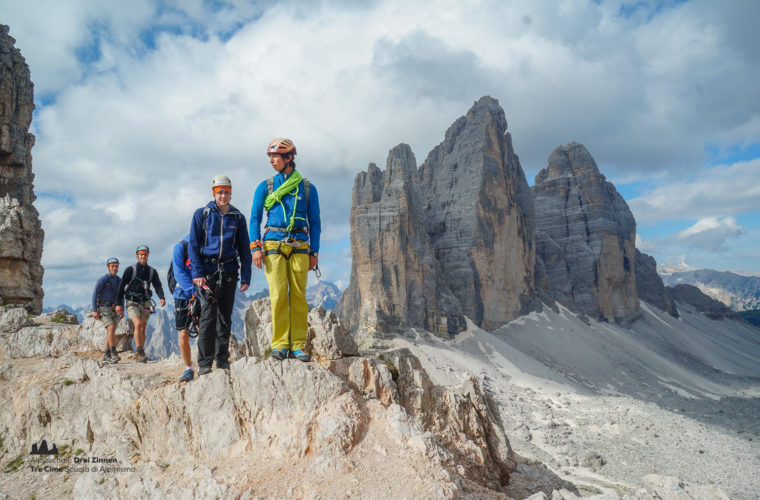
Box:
[126,300,151,322]
[98,307,119,327]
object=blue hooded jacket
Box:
[188,201,252,284]
[249,171,321,252]
[171,235,195,300]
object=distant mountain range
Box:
[247,280,342,311]
[659,268,760,311]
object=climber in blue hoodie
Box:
[188,175,251,375]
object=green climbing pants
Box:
[263,240,310,351]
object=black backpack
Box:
[167,240,189,292]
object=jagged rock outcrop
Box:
[0,25,44,314]
[338,96,536,335]
[0,307,133,358]
[336,145,465,338]
[533,142,638,322]
[635,249,678,317]
[0,296,517,498]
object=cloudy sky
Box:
[3,0,759,308]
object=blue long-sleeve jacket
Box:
[171,236,195,300]
[92,274,122,311]
[188,201,252,284]
[249,172,321,253]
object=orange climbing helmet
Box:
[266,137,297,156]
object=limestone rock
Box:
[78,311,135,351]
[0,25,44,314]
[338,96,536,335]
[0,306,32,332]
[533,142,638,322]
[635,249,678,317]
[34,307,78,325]
[641,474,730,500]
[336,146,464,338]
[380,348,516,489]
[0,329,516,497]
[307,305,359,360]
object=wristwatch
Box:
[309,252,318,257]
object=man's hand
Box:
[160,298,166,308]
[240,283,249,292]
[193,277,206,287]
[309,254,318,271]
[252,249,264,269]
[93,311,100,320]
[115,305,124,318]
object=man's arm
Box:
[237,213,252,289]
[250,182,267,269]
[188,208,206,281]
[173,243,195,299]
[151,268,165,306]
[92,276,104,318]
[115,267,131,315]
[307,183,321,271]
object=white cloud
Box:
[2,0,759,306]
[674,216,747,253]
[635,234,656,253]
[628,159,760,223]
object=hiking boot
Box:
[136,348,149,363]
[216,361,230,370]
[111,351,121,362]
[198,366,212,376]
[270,348,288,361]
[179,368,194,382]
[102,352,114,364]
[290,349,311,362]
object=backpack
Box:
[167,240,189,292]
[266,176,310,206]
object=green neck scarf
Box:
[264,169,306,232]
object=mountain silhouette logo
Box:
[30,439,59,455]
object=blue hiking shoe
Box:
[270,348,288,361]
[289,349,311,362]
[179,368,194,382]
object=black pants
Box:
[197,273,237,368]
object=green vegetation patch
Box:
[3,455,24,473]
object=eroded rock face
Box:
[336,145,465,338]
[0,25,44,314]
[635,249,678,317]
[338,96,536,335]
[533,143,638,322]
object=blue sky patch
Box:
[706,142,760,166]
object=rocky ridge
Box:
[0,25,44,314]
[0,301,517,498]
[337,96,537,336]
[661,269,760,311]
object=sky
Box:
[2,0,759,308]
